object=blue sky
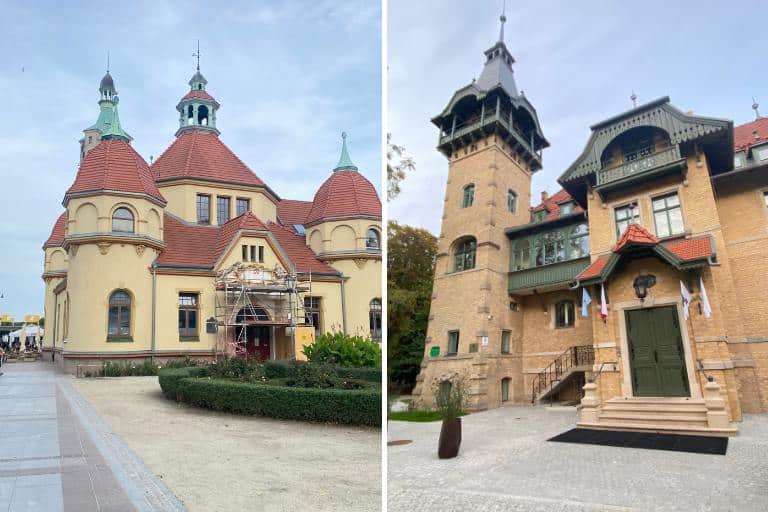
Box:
[389,0,766,233]
[0,1,381,318]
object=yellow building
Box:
[413,15,768,436]
[42,69,381,373]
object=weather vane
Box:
[193,40,201,71]
[630,91,638,108]
[752,97,761,119]
[106,51,110,73]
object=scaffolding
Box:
[213,262,311,360]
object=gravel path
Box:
[72,375,381,512]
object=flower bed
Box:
[159,366,380,427]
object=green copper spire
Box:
[99,95,129,141]
[333,132,358,172]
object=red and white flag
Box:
[600,284,608,320]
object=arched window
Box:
[112,207,134,233]
[507,190,517,213]
[461,184,475,208]
[366,228,380,249]
[198,104,209,126]
[555,300,575,328]
[108,290,131,337]
[187,105,194,125]
[501,377,511,402]
[369,298,382,341]
[453,237,476,272]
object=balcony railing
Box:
[508,257,590,293]
[597,144,682,187]
[439,112,541,164]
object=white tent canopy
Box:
[7,325,44,340]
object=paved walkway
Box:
[0,361,184,511]
[388,405,768,511]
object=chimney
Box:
[541,191,549,203]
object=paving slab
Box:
[387,405,768,512]
[0,361,184,511]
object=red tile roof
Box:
[531,189,584,221]
[181,89,216,102]
[662,236,713,261]
[156,214,220,268]
[734,117,768,152]
[613,224,659,252]
[66,139,165,204]
[575,255,610,281]
[266,222,339,275]
[214,212,269,260]
[305,170,381,225]
[44,212,67,248]
[157,212,338,275]
[151,130,266,188]
[277,199,313,227]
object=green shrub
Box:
[158,366,209,399]
[101,361,158,377]
[208,357,264,382]
[161,356,200,369]
[302,331,381,368]
[263,360,381,384]
[173,377,380,426]
[286,362,338,388]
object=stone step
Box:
[604,398,705,406]
[578,421,737,437]
[598,412,709,426]
[601,403,708,414]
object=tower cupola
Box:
[175,52,220,137]
[80,69,131,160]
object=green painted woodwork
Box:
[626,306,689,397]
[560,97,731,185]
[508,257,590,293]
[597,144,683,187]
[334,132,358,171]
[429,346,440,357]
[510,222,589,272]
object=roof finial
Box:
[499,0,507,43]
[334,131,358,172]
[752,97,761,119]
[106,51,110,73]
[630,91,638,108]
[193,40,201,71]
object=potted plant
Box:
[436,378,465,459]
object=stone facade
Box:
[413,24,768,435]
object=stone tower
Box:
[412,14,549,410]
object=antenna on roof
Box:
[193,40,201,71]
[752,97,761,119]
[630,91,638,108]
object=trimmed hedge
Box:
[158,367,380,426]
[158,367,209,399]
[263,360,381,384]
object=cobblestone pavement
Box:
[387,405,768,512]
[0,361,184,511]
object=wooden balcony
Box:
[596,144,685,190]
[508,257,590,295]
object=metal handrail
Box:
[531,345,594,403]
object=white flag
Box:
[700,277,712,319]
[581,287,592,317]
[600,284,608,320]
[680,281,692,319]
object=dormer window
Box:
[532,210,547,223]
[559,201,574,216]
[734,153,744,168]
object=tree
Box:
[387,133,415,201]
[387,221,437,392]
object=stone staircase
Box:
[578,381,738,437]
[531,345,594,404]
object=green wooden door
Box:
[626,306,689,397]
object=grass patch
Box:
[388,410,467,422]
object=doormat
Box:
[548,428,728,455]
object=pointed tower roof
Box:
[334,132,358,172]
[99,71,115,95]
[86,71,130,141]
[476,12,518,96]
[65,138,165,206]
